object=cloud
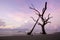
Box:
[0,19,5,27]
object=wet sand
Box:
[0,32,60,40]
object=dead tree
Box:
[27,2,52,35]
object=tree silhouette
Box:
[27,2,52,35]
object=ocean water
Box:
[0,29,58,36]
[0,30,26,36]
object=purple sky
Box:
[0,0,60,33]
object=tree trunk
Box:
[41,25,46,34]
[27,24,36,35]
[27,17,40,35]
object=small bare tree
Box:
[27,2,52,35]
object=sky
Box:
[0,0,60,33]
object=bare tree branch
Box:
[45,13,52,22]
[29,7,41,17]
[29,7,40,14]
[31,17,42,26]
[34,11,41,17]
[42,2,47,17]
[38,23,42,26]
[31,4,35,8]
[45,2,47,10]
[31,17,36,21]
